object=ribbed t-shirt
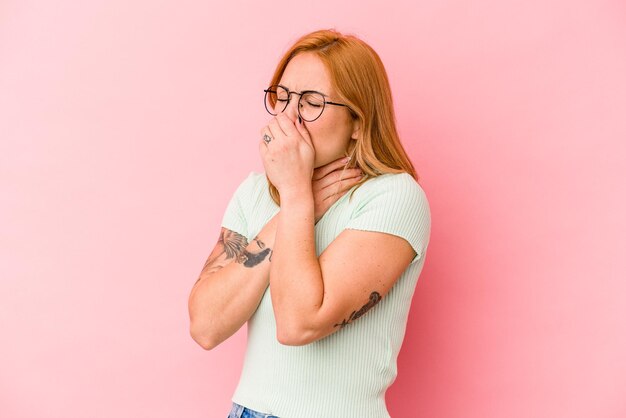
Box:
[220,170,431,418]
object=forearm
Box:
[270,185,324,343]
[188,216,278,349]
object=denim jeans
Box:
[227,402,280,418]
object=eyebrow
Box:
[277,84,330,97]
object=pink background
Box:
[1,1,625,417]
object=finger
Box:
[312,156,352,180]
[315,167,362,191]
[266,124,281,145]
[260,126,272,145]
[275,113,298,137]
[322,168,362,192]
[322,174,363,201]
[294,115,314,148]
[259,138,270,161]
[320,177,362,208]
[268,117,286,139]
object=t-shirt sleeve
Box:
[220,171,257,238]
[345,173,431,264]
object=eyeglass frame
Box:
[263,84,350,122]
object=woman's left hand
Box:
[259,114,315,195]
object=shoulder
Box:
[240,170,266,187]
[221,171,270,237]
[353,172,429,209]
[231,171,267,198]
[357,171,422,190]
[345,172,431,264]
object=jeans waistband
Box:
[228,402,279,418]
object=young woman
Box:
[188,29,431,418]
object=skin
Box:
[188,157,363,349]
[188,52,415,349]
[258,52,416,345]
[262,52,360,171]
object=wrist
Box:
[279,183,313,204]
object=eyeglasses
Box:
[264,84,349,122]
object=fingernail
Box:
[342,156,351,163]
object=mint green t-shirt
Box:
[221,171,431,418]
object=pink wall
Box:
[1,1,625,417]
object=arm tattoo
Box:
[221,229,249,261]
[195,229,273,284]
[334,291,382,328]
[243,237,272,267]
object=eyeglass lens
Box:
[265,86,326,122]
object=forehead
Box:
[278,52,333,94]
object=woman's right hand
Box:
[312,157,363,224]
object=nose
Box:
[282,93,300,123]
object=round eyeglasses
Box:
[264,85,349,122]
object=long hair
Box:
[266,29,418,205]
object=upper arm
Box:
[193,171,257,284]
[302,229,415,341]
[298,174,431,344]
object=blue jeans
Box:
[227,402,280,418]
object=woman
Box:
[188,29,431,418]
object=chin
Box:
[314,154,339,169]
[313,159,330,169]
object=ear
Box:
[350,118,361,140]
